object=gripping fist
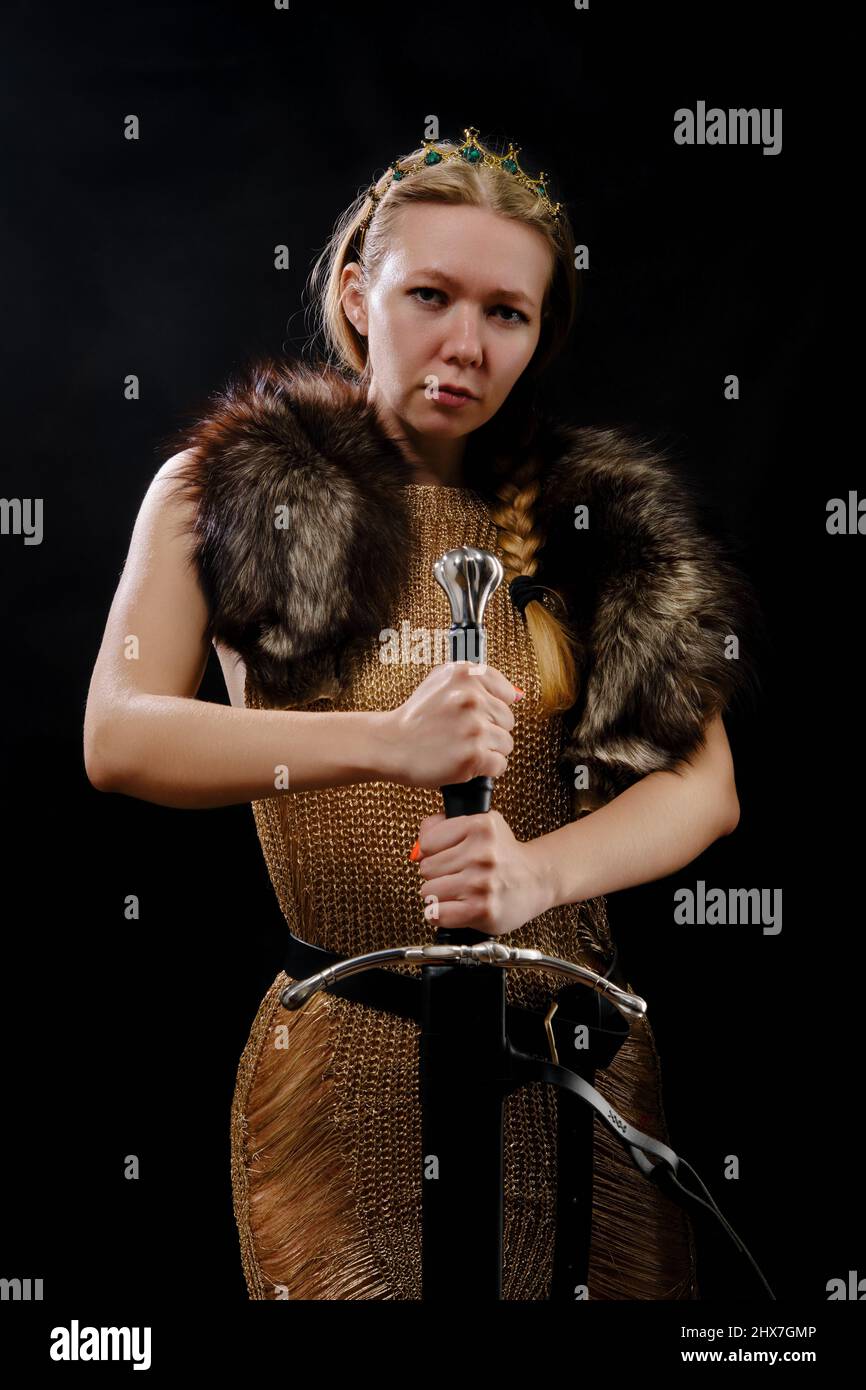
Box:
[411,809,551,935]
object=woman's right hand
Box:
[382,661,522,790]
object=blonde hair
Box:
[306,134,583,715]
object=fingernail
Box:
[513,685,525,700]
[408,838,421,862]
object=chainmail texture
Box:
[230,482,698,1300]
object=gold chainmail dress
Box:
[230,481,699,1301]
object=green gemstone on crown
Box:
[373,137,556,216]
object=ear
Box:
[340,262,368,336]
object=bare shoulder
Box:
[145,451,247,706]
[128,448,205,561]
[150,446,200,508]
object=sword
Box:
[420,544,509,1300]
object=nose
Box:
[441,304,482,367]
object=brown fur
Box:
[163,356,762,809]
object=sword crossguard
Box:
[280,940,647,1021]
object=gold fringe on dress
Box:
[231,973,397,1299]
[231,973,698,1300]
[588,1013,699,1299]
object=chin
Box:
[405,399,462,429]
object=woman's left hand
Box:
[412,810,551,935]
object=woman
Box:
[83,128,759,1299]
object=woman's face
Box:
[342,202,554,450]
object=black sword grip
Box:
[440,774,493,819]
[438,620,493,931]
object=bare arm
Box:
[83,453,395,810]
[524,710,740,907]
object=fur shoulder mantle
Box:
[164,357,762,808]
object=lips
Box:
[438,383,475,399]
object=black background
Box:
[2,0,856,1369]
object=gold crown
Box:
[357,126,563,248]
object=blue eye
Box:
[494,305,529,325]
[410,287,443,305]
[408,287,529,325]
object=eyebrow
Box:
[408,266,535,309]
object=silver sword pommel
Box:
[432,546,504,666]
